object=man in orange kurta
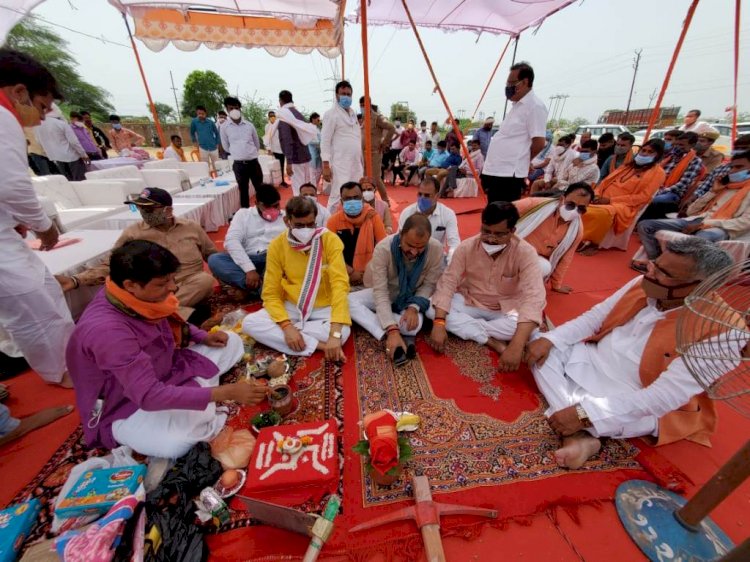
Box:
[525,237,744,470]
[579,139,666,254]
[514,182,593,294]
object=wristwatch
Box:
[331,331,342,339]
[575,403,592,428]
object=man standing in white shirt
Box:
[265,110,288,188]
[398,176,460,263]
[208,184,285,294]
[482,62,548,203]
[35,103,89,181]
[221,96,263,208]
[417,120,430,149]
[679,109,711,134]
[525,238,741,469]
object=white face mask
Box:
[218,117,226,124]
[558,204,579,223]
[291,227,315,244]
[362,190,376,202]
[554,146,567,156]
[482,242,506,255]
[304,195,317,203]
[229,109,242,121]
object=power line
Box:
[624,49,643,123]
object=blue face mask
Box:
[338,95,352,109]
[634,154,655,166]
[664,141,673,151]
[343,199,363,216]
[728,170,750,183]
[578,152,593,161]
[417,195,434,213]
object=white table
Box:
[174,180,240,225]
[89,198,225,232]
[33,229,123,319]
[88,157,147,171]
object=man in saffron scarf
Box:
[599,132,635,180]
[163,135,187,162]
[578,139,666,256]
[428,202,546,372]
[349,215,444,364]
[635,151,750,268]
[326,181,387,286]
[243,196,351,361]
[66,240,264,457]
[641,131,705,220]
[526,238,744,469]
[513,182,594,294]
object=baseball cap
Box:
[124,187,173,207]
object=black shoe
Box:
[0,352,29,381]
[393,347,408,367]
[403,336,417,359]
[187,301,212,326]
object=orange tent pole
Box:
[470,35,513,121]
[731,0,740,141]
[643,0,699,143]
[122,12,167,148]
[400,0,483,196]
[361,0,373,176]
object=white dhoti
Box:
[328,156,363,210]
[537,256,552,279]
[348,289,423,341]
[291,162,314,196]
[243,302,351,356]
[426,294,517,344]
[0,228,74,383]
[111,331,244,459]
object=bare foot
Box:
[553,432,601,469]
[52,371,74,389]
[0,405,74,446]
[486,337,507,355]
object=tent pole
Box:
[502,35,520,119]
[122,13,167,148]
[400,0,483,195]
[731,0,740,141]
[360,0,373,176]
[470,35,513,121]
[643,0,699,142]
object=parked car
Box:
[464,126,499,142]
[705,123,749,155]
[574,124,636,144]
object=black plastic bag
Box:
[143,443,223,562]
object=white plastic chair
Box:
[600,205,648,251]
[632,230,750,264]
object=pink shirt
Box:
[432,234,546,325]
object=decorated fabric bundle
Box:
[363,411,399,476]
[210,427,256,470]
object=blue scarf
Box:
[391,234,430,313]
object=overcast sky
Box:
[24,0,749,124]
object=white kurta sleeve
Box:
[320,109,335,163]
[223,211,255,272]
[444,208,461,262]
[0,109,52,232]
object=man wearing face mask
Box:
[221,97,263,208]
[330,177,394,233]
[242,196,351,360]
[695,129,723,175]
[398,176,461,263]
[321,80,363,211]
[578,139,666,256]
[359,96,395,204]
[552,139,600,193]
[681,134,750,208]
[428,202,546,372]
[69,111,101,161]
[599,132,634,180]
[35,104,90,181]
[208,184,285,297]
[514,182,594,294]
[300,182,330,227]
[526,238,741,470]
[475,117,496,158]
[81,111,111,159]
[384,118,405,178]
[482,62,548,203]
[58,187,218,324]
[441,139,485,197]
[264,110,287,188]
[595,133,615,168]
[273,90,319,197]
[417,120,430,148]
[349,215,444,365]
[679,109,710,134]
[530,134,576,194]
[107,114,145,155]
[0,48,75,387]
[326,182,387,286]
[635,150,750,269]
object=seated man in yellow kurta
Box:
[243,196,351,361]
[577,139,666,256]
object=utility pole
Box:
[623,49,642,125]
[557,94,570,126]
[169,71,181,121]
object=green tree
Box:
[6,19,113,117]
[547,116,589,132]
[149,102,176,123]
[182,70,229,117]
[389,102,417,124]
[240,94,272,147]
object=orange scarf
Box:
[609,150,632,174]
[327,208,386,273]
[104,277,188,347]
[0,90,21,122]
[706,178,750,220]
[663,150,696,187]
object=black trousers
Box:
[273,152,287,185]
[481,174,525,204]
[233,159,264,208]
[56,159,87,182]
[28,153,58,176]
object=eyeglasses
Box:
[290,221,316,229]
[564,201,588,215]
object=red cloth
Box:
[362,411,398,476]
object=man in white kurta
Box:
[320,80,363,210]
[526,238,743,469]
[0,50,75,386]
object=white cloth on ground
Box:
[348,288,423,340]
[111,331,244,458]
[320,104,363,209]
[426,293,517,344]
[242,301,351,356]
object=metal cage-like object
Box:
[676,259,750,418]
